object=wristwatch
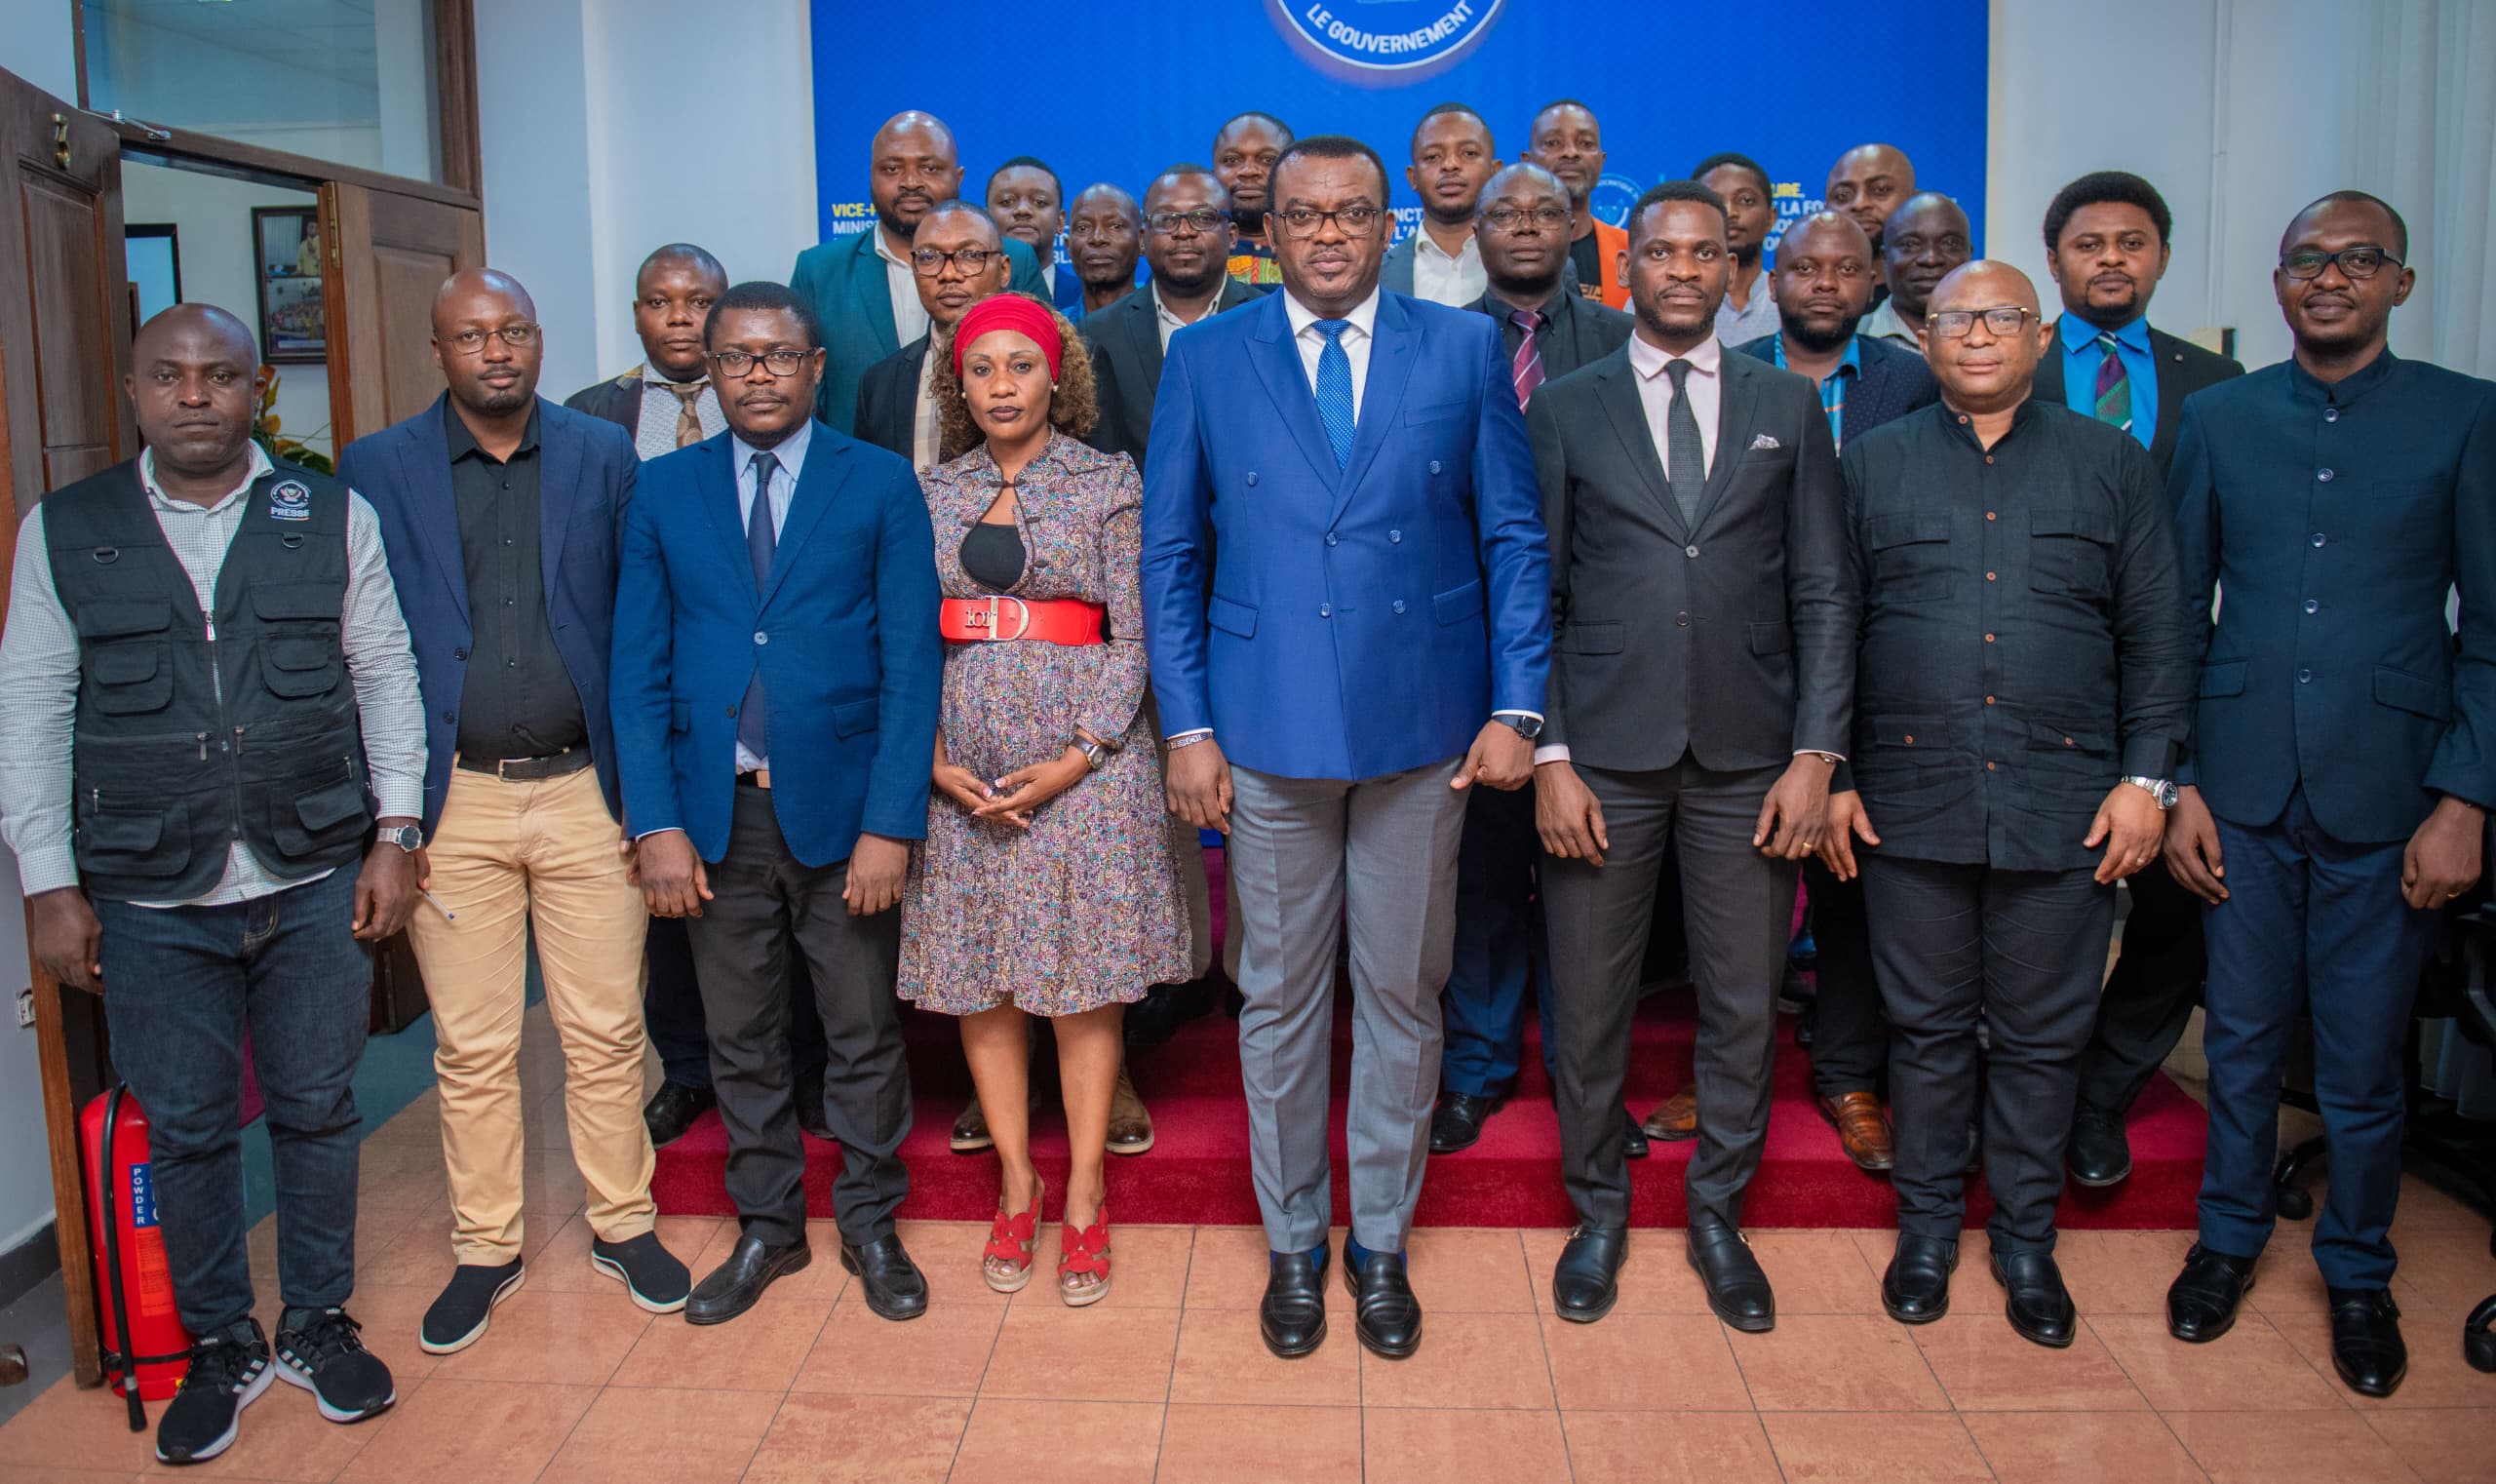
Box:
[1072,737,1112,772]
[375,823,425,851]
[1495,714,1544,741]
[2121,776,2179,810]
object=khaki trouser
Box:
[408,764,655,1263]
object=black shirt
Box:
[1483,282,1580,377]
[446,404,585,761]
[1568,233,1606,301]
[960,520,1025,591]
[1838,398,2193,871]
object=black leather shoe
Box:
[684,1233,810,1325]
[1260,1248,1328,1357]
[2166,1243,2258,1343]
[794,1070,834,1142]
[1686,1225,1774,1332]
[1989,1249,2077,1347]
[2065,1102,2132,1188]
[839,1233,928,1321]
[1882,1234,1958,1324]
[1428,1091,1504,1153]
[1620,1107,1650,1160]
[642,1081,715,1150]
[1551,1226,1628,1323]
[1343,1243,1423,1358]
[2325,1287,2406,1397]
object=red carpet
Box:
[650,990,2207,1230]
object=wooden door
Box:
[0,63,135,1387]
[323,181,484,443]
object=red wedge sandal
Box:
[1058,1211,1112,1308]
[982,1180,1044,1294]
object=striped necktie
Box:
[2093,332,2132,434]
[1509,309,1545,408]
[1311,319,1355,468]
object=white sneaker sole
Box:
[417,1266,527,1354]
[592,1251,688,1313]
[273,1360,396,1424]
[154,1359,273,1464]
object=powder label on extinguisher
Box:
[127,1162,159,1229]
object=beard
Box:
[1782,309,1863,354]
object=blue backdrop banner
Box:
[809,0,1987,267]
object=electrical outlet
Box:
[14,988,31,1029]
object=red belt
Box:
[939,596,1107,645]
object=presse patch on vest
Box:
[269,480,312,521]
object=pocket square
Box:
[1749,433,1782,450]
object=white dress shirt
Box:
[1626,330,1724,477]
[729,420,810,774]
[1282,286,1381,419]
[1154,283,1223,350]
[633,367,725,461]
[874,228,933,348]
[1411,229,1488,307]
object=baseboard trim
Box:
[0,1219,61,1310]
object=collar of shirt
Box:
[1859,298,1920,346]
[1482,282,1571,324]
[872,227,911,273]
[444,400,541,463]
[1768,332,1864,378]
[2286,345,2398,409]
[1724,268,1771,315]
[644,362,709,391]
[1936,396,2047,452]
[137,442,272,515]
[1626,330,1723,383]
[2062,312,2151,357]
[1413,230,1479,268]
[1154,281,1220,332]
[732,418,812,497]
[1284,285,1381,341]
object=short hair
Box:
[1269,134,1390,205]
[1626,179,1730,240]
[1412,100,1491,155]
[704,280,822,351]
[2295,188,2409,257]
[1146,163,1228,211]
[1530,98,1597,136]
[2043,171,2173,251]
[986,156,1061,200]
[930,292,1099,459]
[638,242,725,287]
[1216,111,1294,144]
[1690,152,1771,198]
[918,198,1002,236]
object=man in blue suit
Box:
[788,110,1047,434]
[1142,135,1552,1361]
[344,269,691,1355]
[612,281,942,1327]
[2161,192,2494,1398]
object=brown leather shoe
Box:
[1642,1088,1698,1142]
[1817,1091,1895,1172]
[1107,1064,1154,1155]
[950,1095,993,1153]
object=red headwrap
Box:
[951,293,1064,381]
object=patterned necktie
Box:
[2093,332,2132,434]
[1311,319,1355,468]
[1509,309,1546,409]
[1663,359,1704,527]
[737,450,779,761]
[660,378,708,449]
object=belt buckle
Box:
[983,595,1030,642]
[494,756,518,780]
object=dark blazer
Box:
[339,394,640,838]
[2035,319,2244,476]
[787,229,1047,436]
[1078,276,1264,469]
[1469,286,1633,384]
[853,335,930,462]
[1732,331,1941,444]
[609,422,942,865]
[565,368,645,432]
[1529,345,1852,771]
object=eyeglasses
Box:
[1927,305,2039,339]
[1146,208,1227,235]
[439,323,539,354]
[1273,205,1383,239]
[912,246,999,277]
[708,348,811,377]
[1479,205,1572,234]
[2280,246,2400,280]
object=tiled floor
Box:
[3,1014,2490,1483]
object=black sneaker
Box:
[155,1317,273,1465]
[593,1231,691,1313]
[272,1307,395,1424]
[419,1258,526,1354]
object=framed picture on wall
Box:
[253,206,326,363]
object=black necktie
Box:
[1664,359,1703,527]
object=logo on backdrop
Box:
[1272,0,1504,80]
[1589,173,1642,230]
[268,480,312,522]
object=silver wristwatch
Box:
[2121,776,2178,810]
[1072,737,1112,772]
[375,823,425,851]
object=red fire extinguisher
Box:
[81,1084,193,1430]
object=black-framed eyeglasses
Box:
[912,246,999,278]
[439,323,539,354]
[1480,205,1572,234]
[708,347,811,377]
[1146,208,1226,235]
[1927,305,2039,339]
[1273,205,1383,239]
[2280,246,2401,280]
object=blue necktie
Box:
[736,450,778,762]
[1311,318,1355,468]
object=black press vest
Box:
[44,459,373,901]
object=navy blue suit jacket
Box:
[2173,351,2496,842]
[609,422,942,865]
[340,394,638,838]
[1733,331,1940,445]
[1140,289,1552,781]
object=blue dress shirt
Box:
[1771,332,1862,449]
[2057,313,2158,450]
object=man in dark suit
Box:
[2161,192,2493,1397]
[2032,172,2247,1190]
[853,201,1010,470]
[612,282,942,1326]
[1380,102,1497,306]
[1082,164,1265,468]
[1530,180,1850,1328]
[987,156,1089,319]
[1067,182,1143,317]
[1431,160,1634,1155]
[789,110,1046,434]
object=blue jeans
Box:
[98,868,372,1334]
